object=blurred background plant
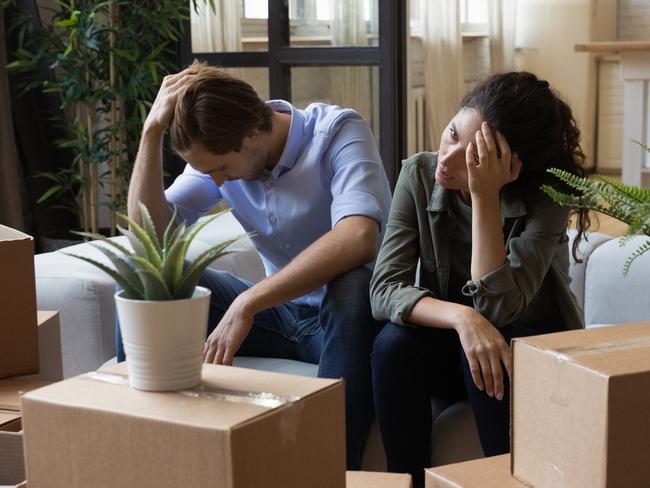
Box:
[3,0,208,236]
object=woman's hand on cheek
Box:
[466,122,521,199]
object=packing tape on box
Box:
[84,371,305,445]
[553,335,650,363]
[84,371,301,408]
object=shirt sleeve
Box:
[327,117,391,230]
[164,165,223,226]
[369,161,435,325]
[461,194,570,327]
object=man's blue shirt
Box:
[165,100,392,306]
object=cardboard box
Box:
[347,471,412,487]
[512,322,650,488]
[24,312,63,382]
[0,377,50,487]
[0,226,38,378]
[425,455,524,487]
[23,362,345,488]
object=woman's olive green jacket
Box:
[370,152,584,331]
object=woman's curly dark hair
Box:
[460,71,590,261]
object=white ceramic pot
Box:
[115,286,211,391]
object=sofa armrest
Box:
[584,235,650,326]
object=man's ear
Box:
[247,128,261,142]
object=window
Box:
[184,0,406,186]
[409,0,488,37]
[460,0,488,35]
[243,0,268,19]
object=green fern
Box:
[542,140,650,276]
[65,202,243,300]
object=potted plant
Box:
[542,141,650,275]
[67,202,241,391]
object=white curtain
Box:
[190,0,242,53]
[488,0,516,72]
[422,0,465,150]
[330,0,372,126]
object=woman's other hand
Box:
[455,307,511,400]
[466,121,522,199]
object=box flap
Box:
[425,455,524,487]
[513,322,650,376]
[0,378,50,411]
[346,471,412,488]
[0,226,32,242]
[0,412,21,428]
[24,362,341,430]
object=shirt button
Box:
[265,180,273,189]
[269,215,277,223]
[284,243,290,249]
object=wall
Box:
[512,0,617,169]
[618,0,650,40]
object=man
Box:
[119,61,392,469]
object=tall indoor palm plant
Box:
[4,0,207,236]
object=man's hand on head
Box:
[144,68,198,134]
[203,295,256,366]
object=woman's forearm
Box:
[470,192,507,280]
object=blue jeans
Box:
[116,266,378,469]
[371,322,549,488]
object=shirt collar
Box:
[267,100,304,180]
[427,154,527,219]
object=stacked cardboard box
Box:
[22,362,347,488]
[425,322,650,488]
[511,321,650,487]
[0,377,50,486]
[0,227,39,378]
[0,226,64,487]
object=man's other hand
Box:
[203,296,255,366]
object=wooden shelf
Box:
[575,41,650,53]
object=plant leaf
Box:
[173,237,240,299]
[88,244,144,298]
[137,202,162,255]
[116,213,162,268]
[135,269,172,301]
[62,253,141,299]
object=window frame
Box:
[180,0,406,186]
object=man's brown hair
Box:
[170,61,273,154]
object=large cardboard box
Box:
[25,312,63,382]
[22,362,345,488]
[347,471,412,487]
[0,226,38,378]
[512,322,650,488]
[425,455,525,487]
[0,377,50,486]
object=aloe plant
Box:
[542,141,650,275]
[65,202,241,300]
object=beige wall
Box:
[513,0,616,169]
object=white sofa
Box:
[34,212,650,470]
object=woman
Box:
[369,72,589,487]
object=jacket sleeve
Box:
[461,194,570,327]
[370,162,435,325]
